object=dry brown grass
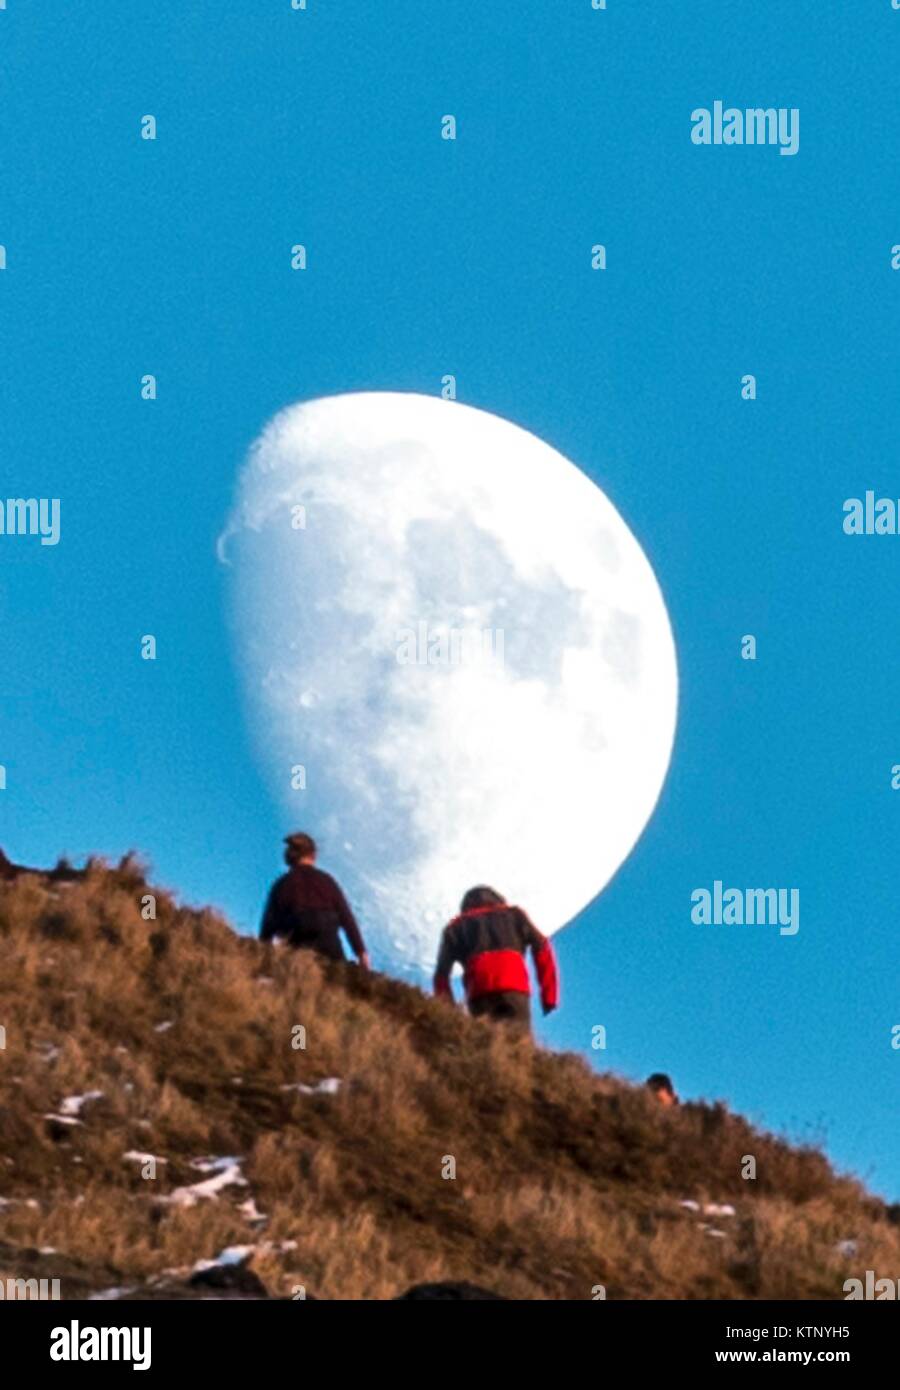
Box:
[0,854,896,1300]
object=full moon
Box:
[221,392,678,980]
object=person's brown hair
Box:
[284,832,316,866]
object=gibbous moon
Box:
[221,392,678,979]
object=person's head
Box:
[646,1073,678,1107]
[284,832,316,868]
[460,885,506,913]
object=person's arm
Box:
[433,926,456,1001]
[519,909,558,1015]
[259,882,280,943]
[330,877,369,966]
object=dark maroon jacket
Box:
[433,900,559,1013]
[260,864,366,962]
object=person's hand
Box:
[542,1002,556,1017]
[358,952,371,971]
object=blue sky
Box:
[2,1,899,1198]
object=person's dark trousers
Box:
[288,930,345,963]
[468,991,531,1031]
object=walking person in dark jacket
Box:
[433,886,558,1031]
[260,832,370,968]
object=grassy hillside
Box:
[0,856,896,1300]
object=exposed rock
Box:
[188,1264,270,1297]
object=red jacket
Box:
[433,903,558,1013]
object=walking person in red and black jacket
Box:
[260,832,370,969]
[433,886,558,1031]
